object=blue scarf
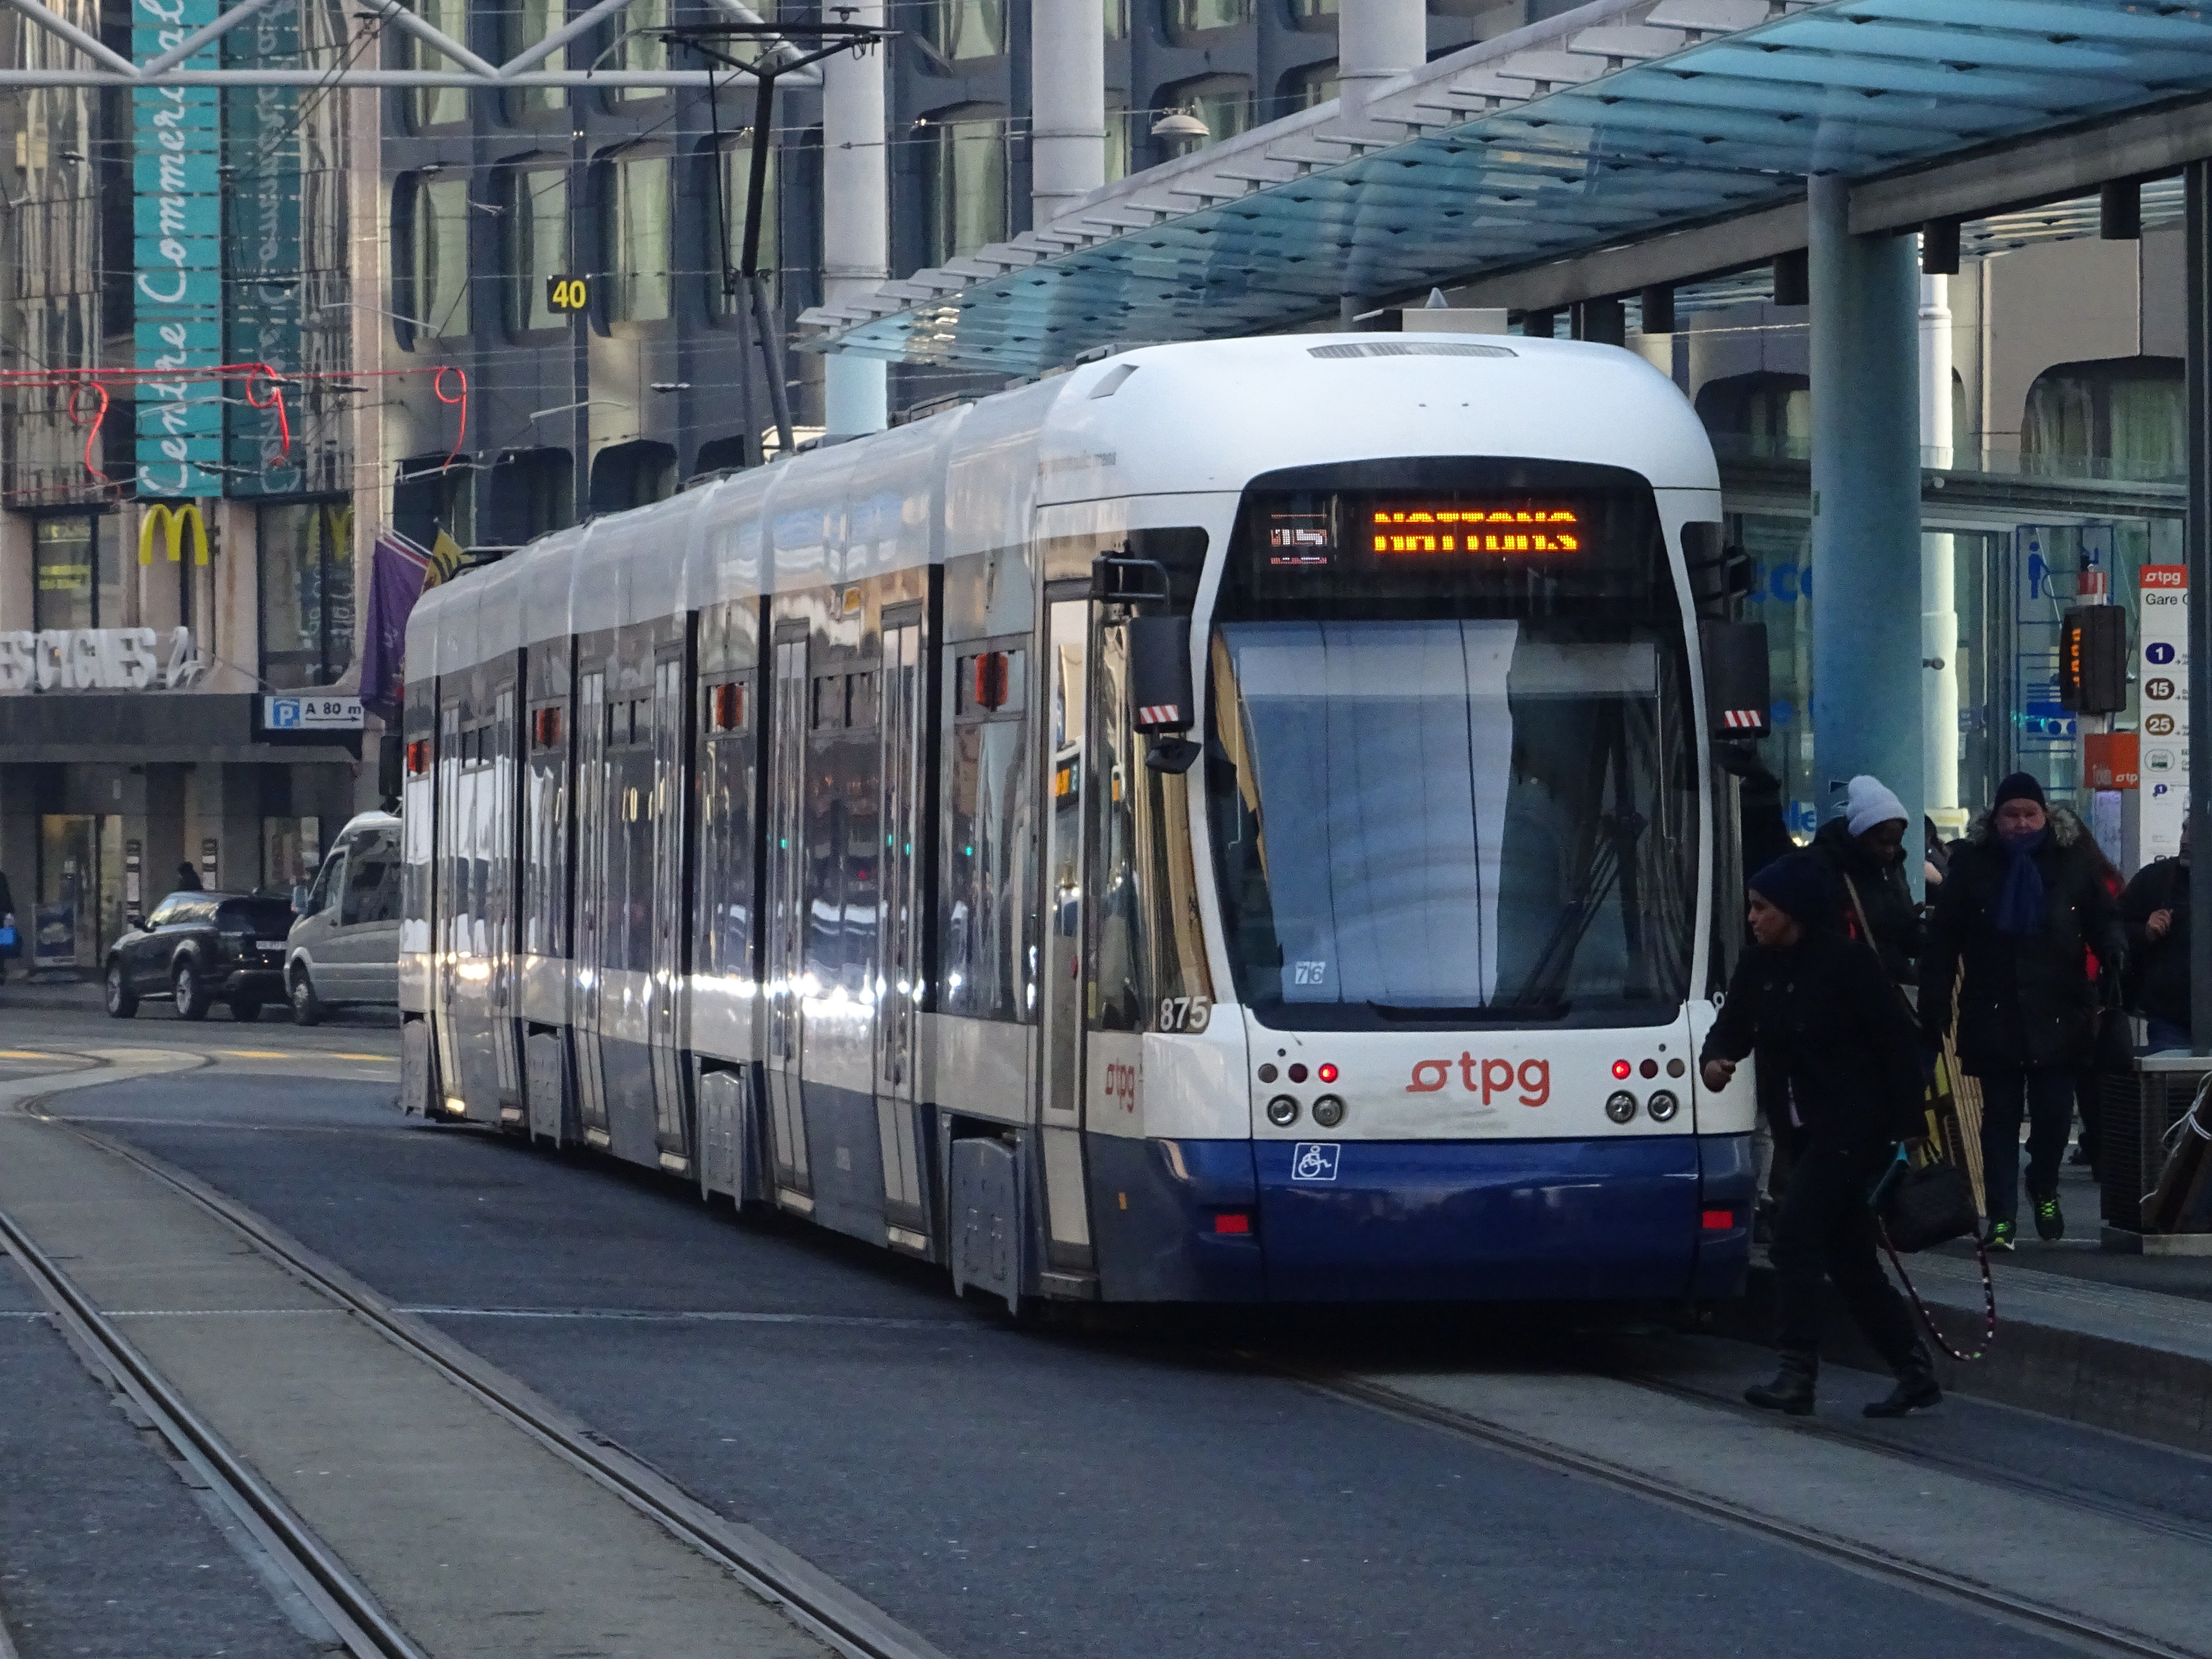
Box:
[1993,827,2049,935]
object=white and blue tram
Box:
[399,333,1760,1307]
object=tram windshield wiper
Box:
[1367,1001,1571,1024]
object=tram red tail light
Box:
[405,739,431,775]
[1214,1212,1252,1235]
[1316,1063,1338,1084]
[1611,1059,1632,1080]
[1701,1208,1735,1231]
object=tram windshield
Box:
[1206,469,1697,1030]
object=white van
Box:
[284,810,402,1022]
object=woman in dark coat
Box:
[1701,851,1938,1418]
[1809,772,1922,990]
[1922,773,2124,1250]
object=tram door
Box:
[649,649,690,1163]
[764,635,811,1196]
[489,683,522,1115]
[431,700,464,1106]
[573,669,611,1145]
[875,614,927,1229]
[1036,596,1093,1262]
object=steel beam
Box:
[2186,159,2212,1053]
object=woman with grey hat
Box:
[1922,772,2124,1250]
[1700,850,1939,1418]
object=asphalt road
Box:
[35,1063,2131,1659]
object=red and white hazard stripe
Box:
[1138,704,1183,726]
[1720,709,1764,730]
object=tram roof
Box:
[799,0,2212,376]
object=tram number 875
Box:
[546,275,591,313]
[1157,995,1211,1033]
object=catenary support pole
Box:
[2183,161,2212,1052]
[1030,0,1104,230]
[1920,269,1963,844]
[822,6,888,437]
[1808,173,1925,885]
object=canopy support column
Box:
[1808,173,1924,875]
[2184,161,2212,1050]
[823,4,888,437]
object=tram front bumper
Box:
[1089,1133,1752,1304]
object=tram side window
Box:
[1091,629,1214,1033]
[943,644,1030,1022]
[805,658,882,1001]
[607,689,656,974]
[523,701,568,958]
[698,674,756,979]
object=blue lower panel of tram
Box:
[1088,1134,1753,1303]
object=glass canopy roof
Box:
[802,0,2212,375]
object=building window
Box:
[258,501,355,690]
[485,448,574,546]
[1284,61,1339,111]
[2023,357,2183,481]
[1168,0,1251,38]
[407,0,469,130]
[1105,96,1130,183]
[608,153,672,324]
[506,0,568,119]
[1694,371,1809,457]
[922,108,1008,268]
[1105,0,1128,41]
[921,0,1005,63]
[401,173,472,343]
[611,0,668,102]
[1167,75,1256,146]
[1292,0,1336,17]
[589,440,678,513]
[506,164,570,333]
[710,134,779,312]
[33,514,112,632]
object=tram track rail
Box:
[1294,1367,2205,1659]
[10,1068,952,1659]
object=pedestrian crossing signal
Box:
[547,276,589,313]
[2060,606,2128,715]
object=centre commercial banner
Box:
[2139,564,2189,863]
[134,0,225,497]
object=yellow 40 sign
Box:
[546,275,590,313]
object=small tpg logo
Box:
[1290,1143,1341,1182]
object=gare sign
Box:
[0,628,205,692]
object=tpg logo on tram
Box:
[1406,1055,1551,1106]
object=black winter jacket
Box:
[1921,806,2124,1074]
[1810,817,1923,987]
[2120,857,2190,1026]
[1701,926,1926,1153]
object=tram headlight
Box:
[1266,1094,1301,1127]
[1310,1094,1345,1128]
[1647,1089,1680,1122]
[1605,1090,1638,1124]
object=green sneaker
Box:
[1986,1220,2016,1252]
[2032,1192,2064,1242]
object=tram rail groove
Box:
[1290,1368,2203,1659]
[0,1206,425,1659]
[30,1092,955,1659]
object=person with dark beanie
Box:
[1700,850,1939,1418]
[1921,772,2125,1250]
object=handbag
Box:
[1871,1147,1979,1252]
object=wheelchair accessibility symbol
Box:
[1291,1142,1340,1182]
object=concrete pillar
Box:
[2183,160,2212,1050]
[0,509,32,633]
[1029,0,1104,230]
[210,498,258,694]
[822,4,889,437]
[1338,0,1426,114]
[1807,174,1924,877]
[1919,270,1963,841]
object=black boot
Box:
[1744,1348,1818,1416]
[1864,1343,1942,1418]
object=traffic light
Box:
[2060,606,2129,715]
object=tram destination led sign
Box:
[1262,502,1584,567]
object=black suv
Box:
[105,891,297,1022]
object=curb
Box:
[1718,1263,2212,1455]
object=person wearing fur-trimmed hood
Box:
[1921,773,2125,1250]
